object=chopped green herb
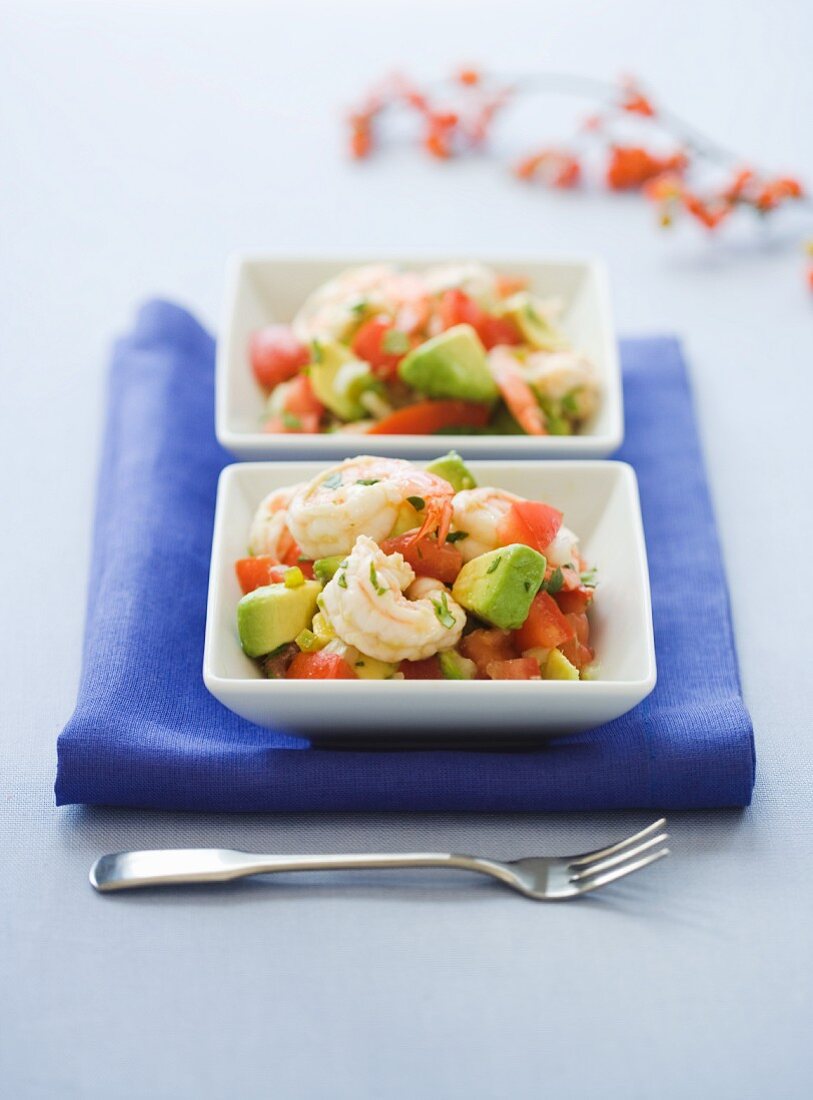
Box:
[546,567,564,595]
[350,298,368,316]
[562,390,580,417]
[323,472,342,490]
[486,556,502,575]
[446,530,469,543]
[337,572,348,589]
[432,591,457,630]
[369,561,387,595]
[356,478,380,486]
[311,340,323,364]
[355,660,365,668]
[281,412,302,430]
[407,495,425,511]
[580,567,598,588]
[382,329,410,355]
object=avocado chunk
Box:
[237,580,321,658]
[439,649,477,680]
[352,655,399,679]
[309,341,378,421]
[452,544,546,630]
[399,325,498,403]
[313,555,346,586]
[498,293,568,351]
[543,648,580,681]
[425,450,478,492]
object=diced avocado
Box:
[352,655,399,680]
[498,293,568,351]
[313,555,346,586]
[387,500,423,538]
[398,325,498,403]
[309,341,378,420]
[425,450,478,492]
[452,544,546,630]
[439,649,477,680]
[543,648,579,681]
[237,580,321,658]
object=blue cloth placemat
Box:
[55,301,755,811]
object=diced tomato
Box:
[286,652,358,679]
[495,274,529,298]
[367,400,491,436]
[514,591,575,651]
[380,532,463,585]
[351,316,414,380]
[250,325,310,389]
[235,556,288,594]
[437,289,521,350]
[399,656,444,679]
[263,373,324,433]
[567,612,590,646]
[460,628,517,677]
[498,500,563,554]
[297,560,316,580]
[555,586,594,615]
[558,637,594,671]
[485,657,540,680]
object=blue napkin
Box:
[56,301,755,811]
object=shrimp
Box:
[248,484,304,560]
[292,264,398,343]
[525,350,599,420]
[487,347,548,436]
[319,536,465,663]
[287,456,455,560]
[451,487,523,561]
[452,487,580,566]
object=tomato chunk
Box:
[485,657,540,680]
[558,637,594,671]
[351,316,414,380]
[367,400,491,436]
[460,628,517,677]
[514,591,575,651]
[399,656,444,679]
[235,556,288,594]
[286,652,358,679]
[250,325,310,389]
[555,586,594,615]
[437,289,521,350]
[380,532,463,585]
[498,500,563,554]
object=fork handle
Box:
[90,848,508,892]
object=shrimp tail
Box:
[411,499,453,546]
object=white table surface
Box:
[2,2,812,1097]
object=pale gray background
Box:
[2,2,812,1097]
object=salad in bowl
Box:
[234,452,598,682]
[248,263,600,438]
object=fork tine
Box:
[569,832,668,881]
[572,848,669,894]
[569,817,667,868]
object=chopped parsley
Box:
[562,391,580,416]
[523,581,531,592]
[356,478,380,486]
[355,660,365,668]
[382,329,411,355]
[432,591,456,629]
[349,298,368,316]
[446,530,469,543]
[311,340,324,364]
[323,472,342,490]
[546,567,564,595]
[281,412,302,430]
[580,567,598,588]
[369,561,387,595]
[337,572,348,589]
[407,495,425,511]
[486,556,502,575]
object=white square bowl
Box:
[203,460,655,743]
[216,253,623,460]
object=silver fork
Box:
[90,818,668,900]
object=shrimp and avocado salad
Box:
[234,453,599,682]
[248,263,599,437]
